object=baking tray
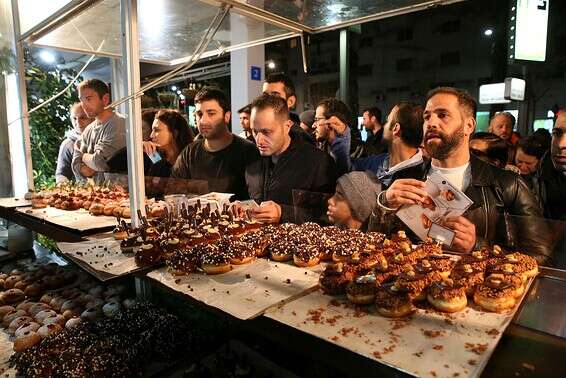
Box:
[147,260,324,320]
[265,277,535,378]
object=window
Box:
[396,58,413,72]
[440,51,460,66]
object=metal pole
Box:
[10,0,34,193]
[339,28,349,103]
[120,0,145,228]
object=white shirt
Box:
[429,162,472,192]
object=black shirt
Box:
[147,159,172,178]
[245,136,338,223]
[172,135,259,199]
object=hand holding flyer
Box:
[395,172,473,247]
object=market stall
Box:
[1,0,565,377]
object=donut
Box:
[226,238,256,265]
[161,237,180,258]
[42,314,66,327]
[503,253,539,280]
[102,302,121,318]
[319,263,355,295]
[2,275,23,289]
[80,307,101,321]
[112,225,128,240]
[461,249,490,271]
[13,279,32,291]
[346,273,377,305]
[13,330,42,352]
[238,230,269,257]
[0,305,15,317]
[293,251,320,267]
[15,322,41,338]
[375,283,415,318]
[269,242,296,262]
[121,207,131,219]
[201,248,232,275]
[449,263,484,296]
[135,243,162,267]
[62,308,81,320]
[8,316,34,335]
[427,279,468,313]
[89,202,104,215]
[394,268,430,301]
[3,309,27,327]
[35,310,57,323]
[28,303,51,317]
[24,282,44,298]
[103,204,115,216]
[484,264,525,298]
[40,294,53,304]
[65,317,82,329]
[60,300,78,313]
[37,323,62,338]
[473,274,518,312]
[49,297,66,312]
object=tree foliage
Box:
[25,48,81,188]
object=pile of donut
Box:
[0,263,136,352]
[10,302,191,377]
[29,183,168,219]
[319,231,539,316]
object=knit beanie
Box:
[337,171,382,223]
[299,110,315,128]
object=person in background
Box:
[72,79,125,182]
[314,98,353,175]
[533,128,552,150]
[171,87,259,199]
[245,94,337,223]
[489,112,520,144]
[142,109,195,177]
[299,109,316,136]
[237,104,254,143]
[329,102,424,186]
[534,111,566,221]
[55,102,94,184]
[141,108,158,141]
[263,73,315,145]
[469,132,511,169]
[361,106,387,155]
[515,136,547,176]
[327,171,381,231]
[376,87,550,264]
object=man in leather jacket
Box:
[376,87,551,265]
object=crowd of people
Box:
[55,76,566,266]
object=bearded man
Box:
[375,87,552,265]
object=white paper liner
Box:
[17,207,117,232]
[265,278,534,378]
[147,260,324,320]
[57,238,138,278]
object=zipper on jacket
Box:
[481,187,489,240]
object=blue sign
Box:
[251,66,261,81]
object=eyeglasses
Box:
[314,117,327,123]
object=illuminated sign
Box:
[479,78,526,104]
[510,0,549,62]
[504,78,526,101]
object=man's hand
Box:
[384,179,428,209]
[80,163,96,178]
[444,216,476,253]
[327,116,348,135]
[143,141,159,156]
[251,201,281,224]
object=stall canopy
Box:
[18,0,466,65]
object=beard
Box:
[424,123,465,160]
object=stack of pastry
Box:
[319,234,538,317]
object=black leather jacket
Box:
[374,155,552,265]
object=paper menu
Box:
[395,172,473,246]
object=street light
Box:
[267,61,276,70]
[171,85,177,91]
[484,28,493,37]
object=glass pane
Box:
[18,0,73,34]
[34,0,122,58]
[245,0,437,30]
[33,0,296,64]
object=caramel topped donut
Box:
[375,283,415,318]
[502,252,539,280]
[414,238,443,259]
[394,267,429,301]
[449,263,484,296]
[427,278,467,313]
[319,262,355,295]
[461,249,490,271]
[473,274,519,312]
[427,252,455,279]
[346,273,377,305]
